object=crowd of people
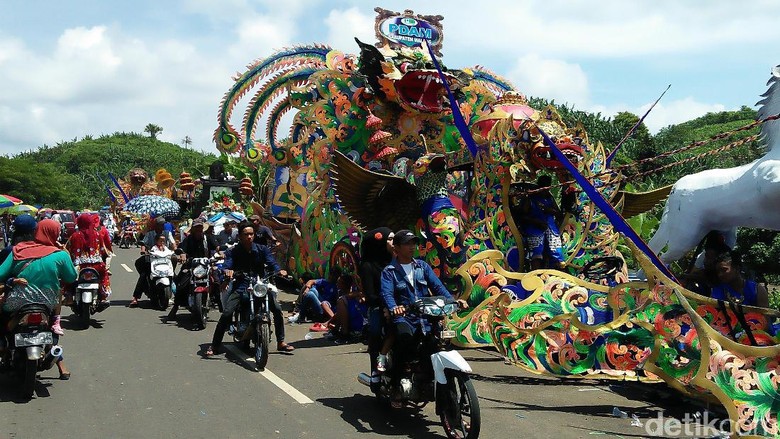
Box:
[0,199,773,396]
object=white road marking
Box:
[224,345,313,404]
[121,263,133,273]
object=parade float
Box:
[214,7,780,436]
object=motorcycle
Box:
[228,271,277,370]
[358,296,481,439]
[0,288,63,399]
[146,247,175,310]
[71,266,108,328]
[118,225,138,249]
[177,256,214,330]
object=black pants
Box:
[366,307,383,374]
[132,256,150,299]
[392,319,416,383]
[211,288,285,349]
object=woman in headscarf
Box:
[0,218,77,379]
[66,214,111,310]
[93,213,113,261]
[357,227,394,389]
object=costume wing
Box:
[331,151,419,232]
[617,185,673,218]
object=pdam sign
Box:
[375,8,444,55]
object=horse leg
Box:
[649,212,708,264]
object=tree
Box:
[181,135,192,149]
[144,123,163,139]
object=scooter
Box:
[0,289,63,399]
[357,296,481,439]
[71,266,109,329]
[146,247,175,311]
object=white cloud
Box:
[507,54,589,106]
[441,0,780,58]
[588,97,727,134]
[323,7,375,53]
[637,98,727,133]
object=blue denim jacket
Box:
[380,258,451,323]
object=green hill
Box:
[0,132,217,209]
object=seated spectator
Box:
[290,268,340,325]
[323,274,366,343]
[711,251,769,308]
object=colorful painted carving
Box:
[213,8,780,436]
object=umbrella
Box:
[0,194,21,209]
[124,195,180,219]
[0,204,38,215]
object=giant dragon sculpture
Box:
[214,8,780,436]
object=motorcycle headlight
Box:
[193,266,208,279]
[252,282,268,298]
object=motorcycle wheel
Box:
[439,371,481,439]
[157,286,170,311]
[255,322,270,370]
[20,359,37,399]
[80,301,91,329]
[192,294,206,330]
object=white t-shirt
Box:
[401,263,414,288]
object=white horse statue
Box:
[649,64,780,263]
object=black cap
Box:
[393,229,419,245]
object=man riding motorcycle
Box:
[379,229,468,395]
[205,221,294,356]
[166,218,218,321]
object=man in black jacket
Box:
[205,221,294,356]
[166,218,219,321]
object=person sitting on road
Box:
[0,218,77,380]
[205,221,294,356]
[325,274,367,344]
[379,229,468,398]
[129,216,177,308]
[166,218,219,322]
[290,267,340,326]
[711,251,769,308]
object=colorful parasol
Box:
[0,204,38,215]
[124,195,180,219]
[0,194,22,208]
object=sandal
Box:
[59,372,71,380]
[204,345,221,357]
[277,343,295,353]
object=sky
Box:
[1,0,779,156]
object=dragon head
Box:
[127,168,149,187]
[355,39,456,113]
[528,107,585,171]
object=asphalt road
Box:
[0,247,722,439]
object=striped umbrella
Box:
[0,204,38,215]
[0,194,21,208]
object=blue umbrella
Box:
[124,195,180,219]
